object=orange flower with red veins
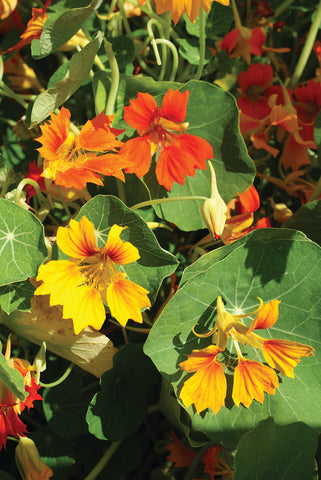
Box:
[138,0,229,25]
[179,296,314,414]
[35,216,151,334]
[36,107,132,189]
[121,89,214,190]
[0,0,18,21]
[232,358,279,408]
[179,345,227,414]
[0,339,42,450]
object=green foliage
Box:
[29,32,103,126]
[144,229,321,446]
[87,344,158,441]
[0,341,26,402]
[284,199,321,246]
[234,418,318,480]
[0,280,35,314]
[0,199,47,287]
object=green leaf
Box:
[234,418,318,480]
[184,12,208,38]
[92,70,110,115]
[29,32,103,126]
[106,35,135,69]
[178,38,212,65]
[0,472,15,480]
[283,199,321,246]
[144,229,321,446]
[0,343,26,402]
[86,344,158,441]
[144,80,255,231]
[31,427,75,475]
[32,0,102,59]
[206,1,233,37]
[42,372,89,439]
[313,110,321,168]
[0,199,47,286]
[0,280,35,314]
[69,195,178,304]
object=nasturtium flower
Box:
[121,88,214,191]
[179,296,314,413]
[35,216,151,334]
[36,107,132,189]
[138,0,229,25]
[4,7,48,53]
[0,338,42,450]
[15,436,53,480]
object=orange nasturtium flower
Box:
[0,338,42,450]
[179,296,314,414]
[121,88,214,191]
[138,0,229,24]
[4,6,48,53]
[35,216,151,334]
[36,107,132,189]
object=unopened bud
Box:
[15,436,53,480]
[272,202,293,223]
[201,162,227,237]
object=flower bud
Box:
[15,436,53,480]
[201,162,227,237]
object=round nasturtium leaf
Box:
[234,418,318,480]
[58,195,178,305]
[86,344,158,441]
[144,79,255,231]
[0,199,47,287]
[144,229,321,446]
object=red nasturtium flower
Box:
[121,88,214,190]
[35,216,151,334]
[0,339,42,449]
[138,0,229,25]
[179,296,314,414]
[36,107,132,189]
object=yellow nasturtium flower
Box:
[35,216,151,334]
[179,296,314,414]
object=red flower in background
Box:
[121,89,213,190]
[0,340,42,449]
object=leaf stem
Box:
[104,37,120,116]
[39,363,74,388]
[308,175,321,202]
[131,195,208,210]
[195,8,206,80]
[84,441,122,480]
[288,0,321,89]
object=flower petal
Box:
[102,225,140,265]
[60,285,106,334]
[35,260,82,306]
[249,299,281,331]
[262,339,314,378]
[232,358,279,408]
[78,112,124,152]
[160,89,189,123]
[37,107,71,162]
[124,92,158,133]
[179,352,226,414]
[120,137,152,178]
[106,272,150,327]
[57,217,99,259]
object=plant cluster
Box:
[0,0,321,479]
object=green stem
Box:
[0,83,28,109]
[104,37,120,116]
[155,38,178,81]
[147,19,164,65]
[84,441,122,480]
[308,175,321,202]
[131,195,207,210]
[275,0,296,17]
[15,178,46,204]
[288,0,321,89]
[183,444,209,480]
[39,363,74,388]
[195,8,206,80]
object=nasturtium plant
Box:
[1,0,321,478]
